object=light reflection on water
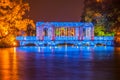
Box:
[0,46,120,80]
[17,46,114,61]
[0,48,19,80]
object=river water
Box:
[0,46,120,80]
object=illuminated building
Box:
[16,22,114,46]
[36,22,94,41]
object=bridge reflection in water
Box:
[0,46,120,80]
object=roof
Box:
[36,22,94,27]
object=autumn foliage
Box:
[82,0,120,36]
[0,0,35,47]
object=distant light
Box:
[77,46,79,48]
[5,31,8,35]
[13,41,17,46]
[38,47,41,52]
[96,0,102,3]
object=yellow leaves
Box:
[29,20,35,28]
[85,8,96,22]
[1,34,16,46]
[86,8,94,16]
[94,12,102,18]
[14,19,35,32]
[13,5,21,15]
[15,21,25,30]
[21,11,25,15]
[0,0,10,8]
[23,3,30,11]
[85,16,92,22]
[0,9,8,15]
[0,25,9,38]
[0,0,35,47]
[0,0,35,44]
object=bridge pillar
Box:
[36,25,44,40]
[41,25,44,40]
[79,26,83,40]
[76,27,79,40]
[91,26,94,40]
[36,26,40,40]
[52,26,55,41]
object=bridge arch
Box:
[24,43,37,46]
[54,41,78,46]
[20,41,39,46]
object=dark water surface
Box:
[0,46,120,80]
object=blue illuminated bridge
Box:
[16,22,114,46]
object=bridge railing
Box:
[94,36,114,41]
[55,36,78,41]
[16,36,114,41]
[16,36,37,40]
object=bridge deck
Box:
[16,36,114,46]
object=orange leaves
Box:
[0,0,35,47]
[0,25,9,39]
[0,0,11,8]
[94,12,102,18]
[0,0,35,32]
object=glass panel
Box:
[43,28,48,36]
[55,27,75,36]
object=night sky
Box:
[29,0,84,22]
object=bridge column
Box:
[79,26,83,40]
[36,26,40,40]
[41,25,44,40]
[52,26,55,41]
[76,27,79,40]
[91,26,94,40]
[36,25,44,41]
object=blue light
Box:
[16,22,114,46]
[36,22,92,27]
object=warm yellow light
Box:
[94,13,102,17]
[96,0,102,3]
[13,41,17,46]
[117,32,120,34]
[4,31,8,35]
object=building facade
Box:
[36,22,94,41]
[16,22,114,46]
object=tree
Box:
[82,0,120,36]
[0,0,35,47]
